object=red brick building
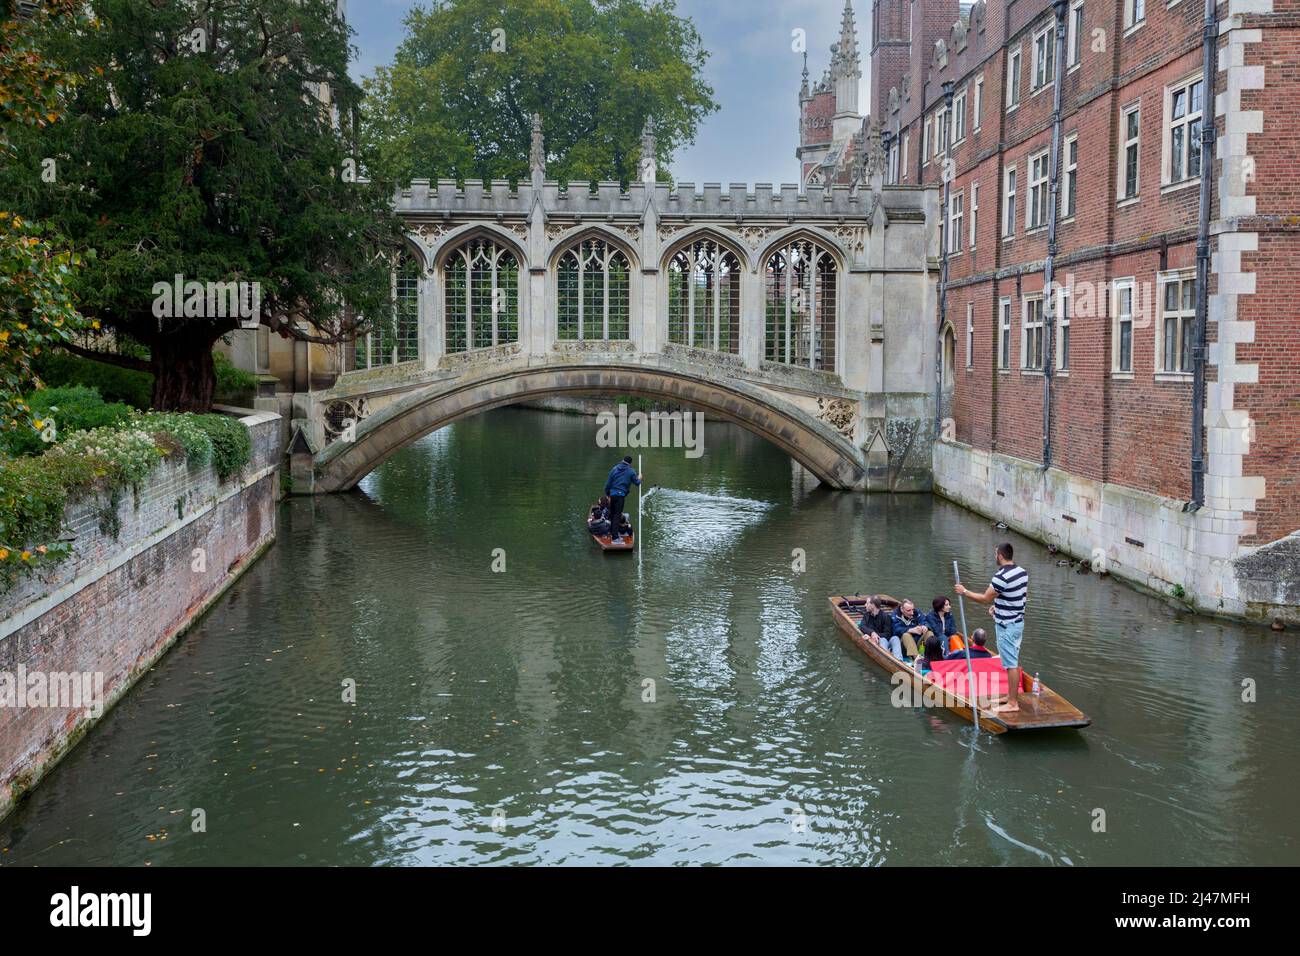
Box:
[800,0,1299,623]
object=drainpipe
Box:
[1041,0,1068,468]
[1189,0,1219,511]
[935,80,955,439]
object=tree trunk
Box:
[150,337,217,412]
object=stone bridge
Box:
[291,127,942,494]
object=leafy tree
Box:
[0,0,408,411]
[363,0,718,186]
[0,0,92,438]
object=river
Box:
[1,407,1295,866]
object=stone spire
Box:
[529,112,545,188]
[639,116,657,184]
[830,0,861,123]
[800,50,810,102]
[830,0,861,83]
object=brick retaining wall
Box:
[0,410,280,820]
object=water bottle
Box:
[1032,672,1041,697]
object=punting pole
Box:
[637,454,643,566]
[953,560,981,733]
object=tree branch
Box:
[58,342,152,372]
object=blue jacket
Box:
[921,610,957,639]
[891,609,925,639]
[604,461,641,497]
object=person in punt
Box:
[890,599,930,663]
[943,628,994,660]
[857,597,900,658]
[922,597,964,653]
[917,634,946,676]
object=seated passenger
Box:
[618,512,632,536]
[918,634,946,675]
[922,597,958,642]
[891,599,930,661]
[943,628,994,661]
[857,597,901,658]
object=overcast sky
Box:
[348,0,872,186]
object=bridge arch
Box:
[313,363,866,493]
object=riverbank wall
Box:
[0,409,280,821]
[933,439,1298,628]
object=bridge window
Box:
[444,236,520,352]
[556,237,631,340]
[354,251,421,369]
[666,238,741,353]
[764,238,838,371]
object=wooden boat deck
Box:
[828,595,1090,734]
[588,516,634,551]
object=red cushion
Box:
[927,657,1007,699]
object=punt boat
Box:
[829,593,1090,734]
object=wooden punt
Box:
[588,516,634,552]
[828,594,1090,734]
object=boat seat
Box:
[928,657,1007,699]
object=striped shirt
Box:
[991,564,1028,624]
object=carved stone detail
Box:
[816,397,857,438]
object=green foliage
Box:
[0,406,254,590]
[192,414,251,481]
[0,385,135,457]
[0,445,104,589]
[138,411,213,468]
[213,351,257,404]
[1,0,408,411]
[33,349,153,408]
[362,0,718,186]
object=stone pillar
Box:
[740,266,764,369]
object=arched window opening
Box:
[764,238,837,371]
[354,250,421,369]
[943,327,956,388]
[557,237,631,340]
[444,236,520,353]
[667,238,741,353]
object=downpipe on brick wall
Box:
[1041,0,1068,470]
[936,80,954,441]
[1188,0,1218,512]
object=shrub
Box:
[56,427,165,485]
[0,450,107,590]
[193,414,252,480]
[1,386,136,457]
[33,351,153,409]
[214,351,258,405]
[138,411,214,468]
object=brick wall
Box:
[0,411,280,819]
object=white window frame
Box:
[1021,295,1045,371]
[973,75,984,131]
[953,88,967,144]
[923,116,931,165]
[901,131,909,182]
[1124,0,1146,32]
[966,301,975,368]
[949,191,964,255]
[1062,134,1078,218]
[1112,277,1136,374]
[1056,285,1071,371]
[1067,1,1085,69]
[1118,103,1141,201]
[1163,75,1204,187]
[998,297,1013,369]
[1002,165,1017,239]
[1006,47,1022,109]
[1031,23,1055,93]
[1157,270,1196,375]
[970,180,979,249]
[1027,148,1050,230]
[936,105,950,154]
